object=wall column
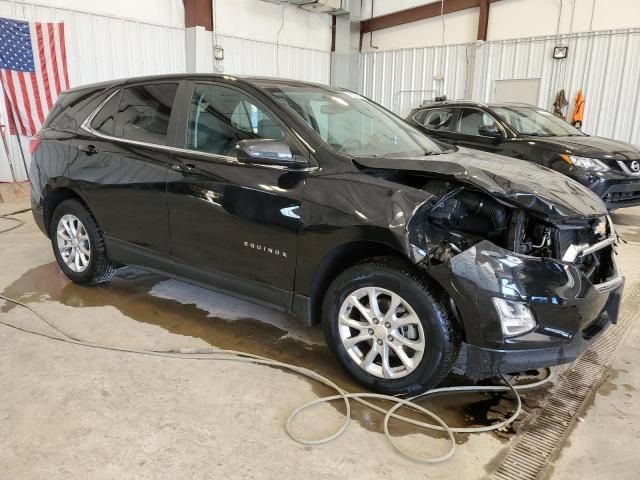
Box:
[330,2,361,90]
[185,26,213,73]
[184,0,214,73]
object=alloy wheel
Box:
[56,214,91,273]
[338,287,426,379]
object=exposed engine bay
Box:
[421,178,560,261]
[365,170,618,286]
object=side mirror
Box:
[478,125,504,143]
[236,139,307,168]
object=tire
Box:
[50,199,115,285]
[322,257,459,395]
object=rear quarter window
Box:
[43,89,99,131]
[89,91,120,137]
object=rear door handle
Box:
[78,144,98,155]
[172,163,200,175]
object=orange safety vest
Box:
[572,90,585,125]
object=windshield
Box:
[492,106,585,137]
[262,85,450,157]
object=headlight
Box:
[492,298,537,337]
[563,155,610,172]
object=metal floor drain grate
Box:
[487,282,640,480]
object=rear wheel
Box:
[322,257,459,395]
[50,199,115,284]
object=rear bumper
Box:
[429,240,624,379]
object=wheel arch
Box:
[43,186,93,236]
[305,239,408,326]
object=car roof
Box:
[415,100,537,110]
[62,73,347,95]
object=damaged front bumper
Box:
[427,240,624,380]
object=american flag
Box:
[0,17,70,136]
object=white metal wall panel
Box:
[359,43,472,117]
[0,0,186,181]
[473,29,640,146]
[215,34,331,85]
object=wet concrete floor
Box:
[1,262,552,443]
[611,211,640,243]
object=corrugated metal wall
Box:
[473,28,640,146]
[4,4,638,182]
[359,43,472,117]
[215,34,331,85]
[0,0,186,182]
[359,28,640,148]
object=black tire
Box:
[50,199,115,285]
[322,257,459,395]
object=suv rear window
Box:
[419,108,455,132]
[113,83,178,145]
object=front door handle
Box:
[78,144,98,155]
[172,163,200,175]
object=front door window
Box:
[185,83,285,157]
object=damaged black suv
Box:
[31,75,624,394]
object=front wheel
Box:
[322,257,459,395]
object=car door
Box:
[69,82,182,263]
[166,81,307,309]
[411,107,456,143]
[451,107,507,154]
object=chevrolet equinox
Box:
[31,75,624,394]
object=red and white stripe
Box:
[0,21,70,136]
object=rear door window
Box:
[113,83,178,145]
[418,108,455,132]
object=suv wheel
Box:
[50,199,115,284]
[322,257,459,395]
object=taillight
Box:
[29,135,42,155]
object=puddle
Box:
[0,262,549,442]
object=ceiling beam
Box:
[361,0,501,34]
[183,0,213,31]
[477,0,490,40]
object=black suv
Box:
[31,75,623,394]
[407,101,640,209]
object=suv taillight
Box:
[29,134,42,155]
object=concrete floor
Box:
[1,201,639,479]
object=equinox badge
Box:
[244,241,288,258]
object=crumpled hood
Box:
[525,135,640,160]
[354,147,607,220]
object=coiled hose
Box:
[0,208,553,464]
[0,293,552,464]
